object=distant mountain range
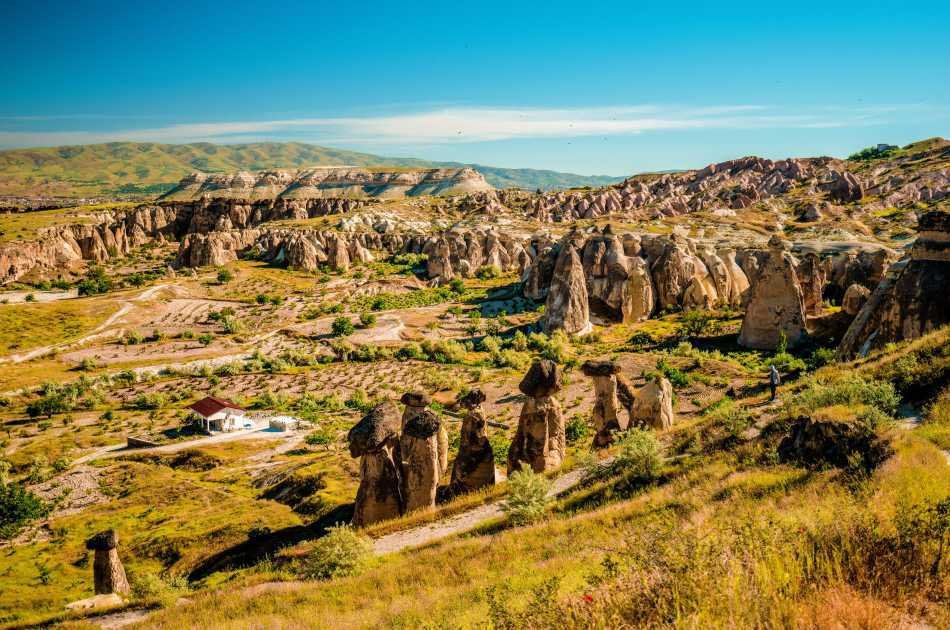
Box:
[0,141,624,198]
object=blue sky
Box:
[1,0,948,175]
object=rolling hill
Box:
[0,142,623,198]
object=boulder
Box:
[347,402,404,527]
[450,389,496,493]
[85,530,130,596]
[738,236,807,350]
[518,359,562,398]
[826,171,863,203]
[399,409,443,513]
[629,377,674,430]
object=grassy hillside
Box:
[0,142,622,197]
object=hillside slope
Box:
[0,142,622,197]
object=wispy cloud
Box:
[0,104,931,148]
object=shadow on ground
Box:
[188,503,353,581]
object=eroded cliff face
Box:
[838,211,950,359]
[161,167,492,201]
[0,205,184,284]
[525,145,950,223]
[0,167,492,284]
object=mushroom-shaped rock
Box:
[738,237,807,350]
[450,389,496,494]
[347,402,404,527]
[85,530,130,596]
[399,390,447,474]
[400,409,444,513]
[508,360,566,474]
[581,360,627,447]
[518,359,563,398]
[629,377,675,430]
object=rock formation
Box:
[162,167,492,202]
[584,225,655,323]
[838,210,950,358]
[400,391,448,475]
[544,240,591,335]
[581,360,627,447]
[423,228,531,283]
[449,389,496,494]
[841,283,870,316]
[347,402,404,527]
[399,408,444,513]
[738,236,807,350]
[508,360,566,474]
[825,171,864,203]
[85,530,130,596]
[629,377,675,430]
[795,252,827,316]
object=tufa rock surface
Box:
[450,389,497,494]
[738,236,807,350]
[347,402,404,527]
[838,210,950,358]
[85,530,130,596]
[509,360,566,474]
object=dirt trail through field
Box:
[73,424,296,465]
[1,283,174,365]
[372,461,601,555]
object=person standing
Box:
[768,365,781,401]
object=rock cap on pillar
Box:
[400,391,431,407]
[458,388,487,409]
[347,402,400,457]
[85,530,119,551]
[402,408,442,438]
[519,359,562,398]
[581,359,621,377]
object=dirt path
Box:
[1,284,173,365]
[373,461,599,555]
[73,424,297,465]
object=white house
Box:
[188,396,246,433]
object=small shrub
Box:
[0,482,48,539]
[705,397,754,439]
[655,358,689,388]
[216,268,234,284]
[502,468,551,525]
[332,317,355,337]
[565,414,590,445]
[476,265,501,280]
[305,430,334,450]
[679,309,712,339]
[610,428,662,479]
[358,312,377,328]
[304,525,373,580]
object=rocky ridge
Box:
[161,167,492,201]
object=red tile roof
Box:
[188,396,244,418]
